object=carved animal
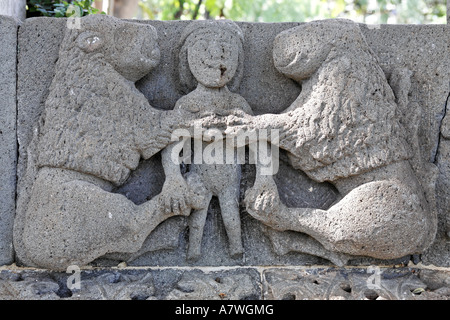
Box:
[13,15,204,270]
[230,19,438,262]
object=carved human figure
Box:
[161,20,254,260]
[13,15,206,270]
[223,19,438,263]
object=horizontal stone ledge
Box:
[0,265,448,300]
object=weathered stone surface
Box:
[69,271,155,300]
[0,269,61,300]
[263,267,450,300]
[0,0,26,21]
[164,268,261,300]
[424,98,450,267]
[16,17,66,182]
[14,16,450,270]
[136,20,301,115]
[15,17,68,268]
[362,27,450,268]
[161,20,252,261]
[14,15,205,271]
[0,266,447,300]
[0,15,19,266]
[0,267,261,300]
[231,20,441,264]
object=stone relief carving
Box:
[161,20,253,261]
[220,19,438,263]
[13,16,440,270]
[13,15,207,270]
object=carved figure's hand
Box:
[159,175,206,217]
[244,176,281,226]
[189,109,251,133]
[184,171,210,208]
[165,108,200,131]
[224,111,252,127]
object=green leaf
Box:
[36,8,49,15]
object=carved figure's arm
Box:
[159,136,203,216]
[161,142,187,186]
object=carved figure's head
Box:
[61,14,160,82]
[177,20,244,92]
[273,19,366,81]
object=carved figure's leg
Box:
[246,177,436,260]
[187,193,213,261]
[20,167,202,270]
[263,227,351,266]
[218,186,244,258]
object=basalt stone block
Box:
[0,15,19,266]
[0,267,262,300]
[0,267,447,300]
[423,100,450,267]
[14,15,450,270]
[263,267,450,300]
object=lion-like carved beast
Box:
[13,15,206,270]
[224,19,438,263]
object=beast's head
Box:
[273,19,366,82]
[61,14,160,82]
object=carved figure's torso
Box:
[175,86,252,195]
